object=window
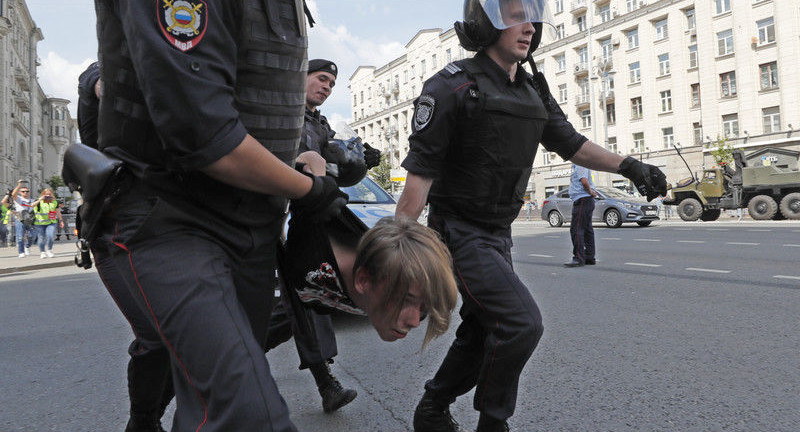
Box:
[555,0,564,14]
[717,29,734,56]
[431,54,437,69]
[608,137,618,154]
[633,132,645,152]
[654,19,668,41]
[556,54,566,72]
[662,127,674,148]
[722,114,739,138]
[691,83,701,107]
[446,49,452,64]
[688,44,698,68]
[403,70,408,83]
[631,97,643,119]
[629,62,641,83]
[600,39,612,63]
[626,0,638,13]
[577,14,587,32]
[543,152,551,165]
[660,90,672,112]
[757,18,775,45]
[763,107,781,133]
[693,122,703,145]
[556,24,565,40]
[715,0,731,15]
[420,60,426,76]
[411,65,416,78]
[577,46,588,68]
[360,91,364,103]
[606,103,616,125]
[579,78,590,103]
[760,62,779,90]
[580,110,591,128]
[627,29,639,49]
[658,53,670,76]
[600,5,611,23]
[558,84,568,103]
[536,61,545,75]
[720,71,737,97]
[686,8,696,30]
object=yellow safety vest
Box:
[1,204,8,224]
[34,201,59,225]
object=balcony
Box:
[573,62,589,76]
[14,67,30,91]
[575,94,590,107]
[14,94,31,113]
[601,90,615,102]
[570,0,588,14]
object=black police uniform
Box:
[266,106,339,368]
[94,0,307,430]
[402,51,586,422]
[77,62,175,429]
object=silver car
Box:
[340,176,396,228]
[541,186,659,228]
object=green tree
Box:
[370,155,394,191]
[709,137,734,167]
[45,175,66,190]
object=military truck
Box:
[663,148,800,221]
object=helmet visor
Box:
[478,0,554,30]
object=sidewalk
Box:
[0,239,78,275]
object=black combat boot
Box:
[309,362,357,413]
[125,412,166,432]
[475,414,509,432]
[413,391,461,432]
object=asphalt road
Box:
[1,221,798,432]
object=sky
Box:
[28,0,464,128]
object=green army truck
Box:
[663,148,800,221]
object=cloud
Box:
[38,52,95,118]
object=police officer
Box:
[266,58,379,413]
[395,1,667,431]
[92,1,346,431]
[564,163,598,267]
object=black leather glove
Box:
[290,173,348,223]
[617,156,667,201]
[363,143,381,169]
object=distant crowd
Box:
[1,180,72,258]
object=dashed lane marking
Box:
[707,229,729,231]
[678,240,705,243]
[545,236,561,239]
[774,275,800,281]
[686,267,731,274]
[726,242,760,246]
[748,229,770,232]
[674,228,692,231]
[634,239,661,242]
[602,237,621,240]
[625,262,662,267]
[784,244,800,248]
[528,254,554,258]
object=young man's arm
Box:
[395,173,433,221]
[569,140,624,173]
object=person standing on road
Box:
[31,189,63,259]
[564,164,597,267]
[90,1,345,431]
[395,1,667,431]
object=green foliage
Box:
[709,137,734,167]
[370,155,394,191]
[45,175,65,190]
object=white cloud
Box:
[38,52,95,118]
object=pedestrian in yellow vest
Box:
[0,191,10,247]
[32,189,63,258]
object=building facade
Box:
[349,0,800,202]
[0,0,76,195]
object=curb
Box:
[0,259,76,275]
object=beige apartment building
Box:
[349,0,800,202]
[0,0,76,194]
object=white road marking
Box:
[674,228,692,231]
[748,229,770,232]
[708,229,729,231]
[774,275,800,281]
[678,240,705,244]
[686,267,731,274]
[784,244,800,248]
[726,242,760,246]
[545,236,560,239]
[602,237,621,240]
[625,262,662,268]
[634,239,661,242]
[528,254,553,258]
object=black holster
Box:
[62,143,131,268]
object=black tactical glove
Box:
[290,173,348,223]
[363,143,382,169]
[617,156,668,201]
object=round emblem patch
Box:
[157,0,208,52]
[414,95,436,131]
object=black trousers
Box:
[424,214,544,421]
[570,197,595,263]
[99,191,296,432]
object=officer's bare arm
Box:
[202,134,314,199]
[396,173,434,221]
[570,140,625,173]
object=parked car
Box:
[340,176,396,227]
[541,186,659,228]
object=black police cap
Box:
[308,59,338,78]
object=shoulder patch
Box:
[414,95,436,131]
[443,62,462,76]
[157,0,208,52]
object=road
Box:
[1,221,798,431]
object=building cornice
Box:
[350,99,415,128]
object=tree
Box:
[46,175,66,190]
[370,155,394,191]
[709,137,734,168]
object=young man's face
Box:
[493,1,535,62]
[305,71,336,108]
[357,272,426,341]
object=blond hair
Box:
[354,217,458,347]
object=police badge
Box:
[414,94,436,131]
[157,0,208,52]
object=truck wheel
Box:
[700,209,721,221]
[779,192,800,220]
[604,209,622,228]
[747,195,778,220]
[677,198,702,221]
[548,210,564,227]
